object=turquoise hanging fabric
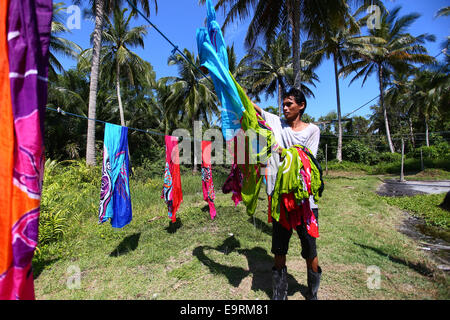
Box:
[196,0,279,216]
[98,123,132,228]
[196,0,244,141]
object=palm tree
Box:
[153,78,180,135]
[202,0,371,90]
[436,6,450,18]
[303,4,384,161]
[74,0,158,166]
[46,68,91,160]
[340,6,436,153]
[227,44,252,86]
[166,49,219,171]
[49,2,82,80]
[246,35,291,116]
[100,8,151,126]
[409,69,448,147]
[436,6,450,66]
[167,49,219,128]
[384,69,417,148]
[246,34,317,116]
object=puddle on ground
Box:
[376,179,450,197]
[398,212,450,271]
[377,179,450,272]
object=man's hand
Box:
[252,101,262,114]
[275,146,285,156]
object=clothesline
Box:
[47,106,449,145]
[46,106,205,142]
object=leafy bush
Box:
[342,139,372,164]
[316,148,325,163]
[131,156,165,182]
[39,159,100,247]
[376,152,402,163]
[324,160,372,172]
[408,138,450,160]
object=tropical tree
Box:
[246,34,318,116]
[165,49,219,171]
[46,68,90,160]
[246,34,292,116]
[303,4,384,161]
[436,6,450,66]
[203,0,373,90]
[409,69,449,147]
[74,0,158,166]
[153,77,181,135]
[100,8,151,126]
[436,6,450,18]
[49,2,82,80]
[340,6,436,153]
[384,69,417,148]
[166,49,219,129]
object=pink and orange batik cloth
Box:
[201,141,216,220]
[162,136,183,223]
[162,138,218,221]
[0,0,52,300]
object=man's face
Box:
[283,96,305,122]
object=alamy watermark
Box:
[65,5,82,30]
[66,264,81,290]
[366,265,381,290]
[168,121,277,174]
[366,5,381,30]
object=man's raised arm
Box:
[252,101,263,115]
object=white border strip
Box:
[9,69,48,82]
[7,31,20,41]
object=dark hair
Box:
[282,88,307,116]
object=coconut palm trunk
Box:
[85,0,104,166]
[278,82,283,116]
[425,118,430,147]
[291,0,302,89]
[192,118,198,173]
[333,53,343,162]
[378,64,395,153]
[116,60,125,126]
[408,116,415,148]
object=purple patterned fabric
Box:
[0,0,52,300]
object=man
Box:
[253,88,321,300]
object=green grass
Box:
[324,159,450,177]
[33,162,449,300]
[380,193,450,230]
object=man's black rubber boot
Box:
[272,266,288,300]
[306,266,322,300]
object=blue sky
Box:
[57,0,449,121]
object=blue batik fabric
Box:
[196,0,244,141]
[98,123,132,228]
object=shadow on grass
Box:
[248,216,272,237]
[33,258,60,279]
[110,233,141,257]
[165,218,182,234]
[193,236,307,299]
[354,242,434,277]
